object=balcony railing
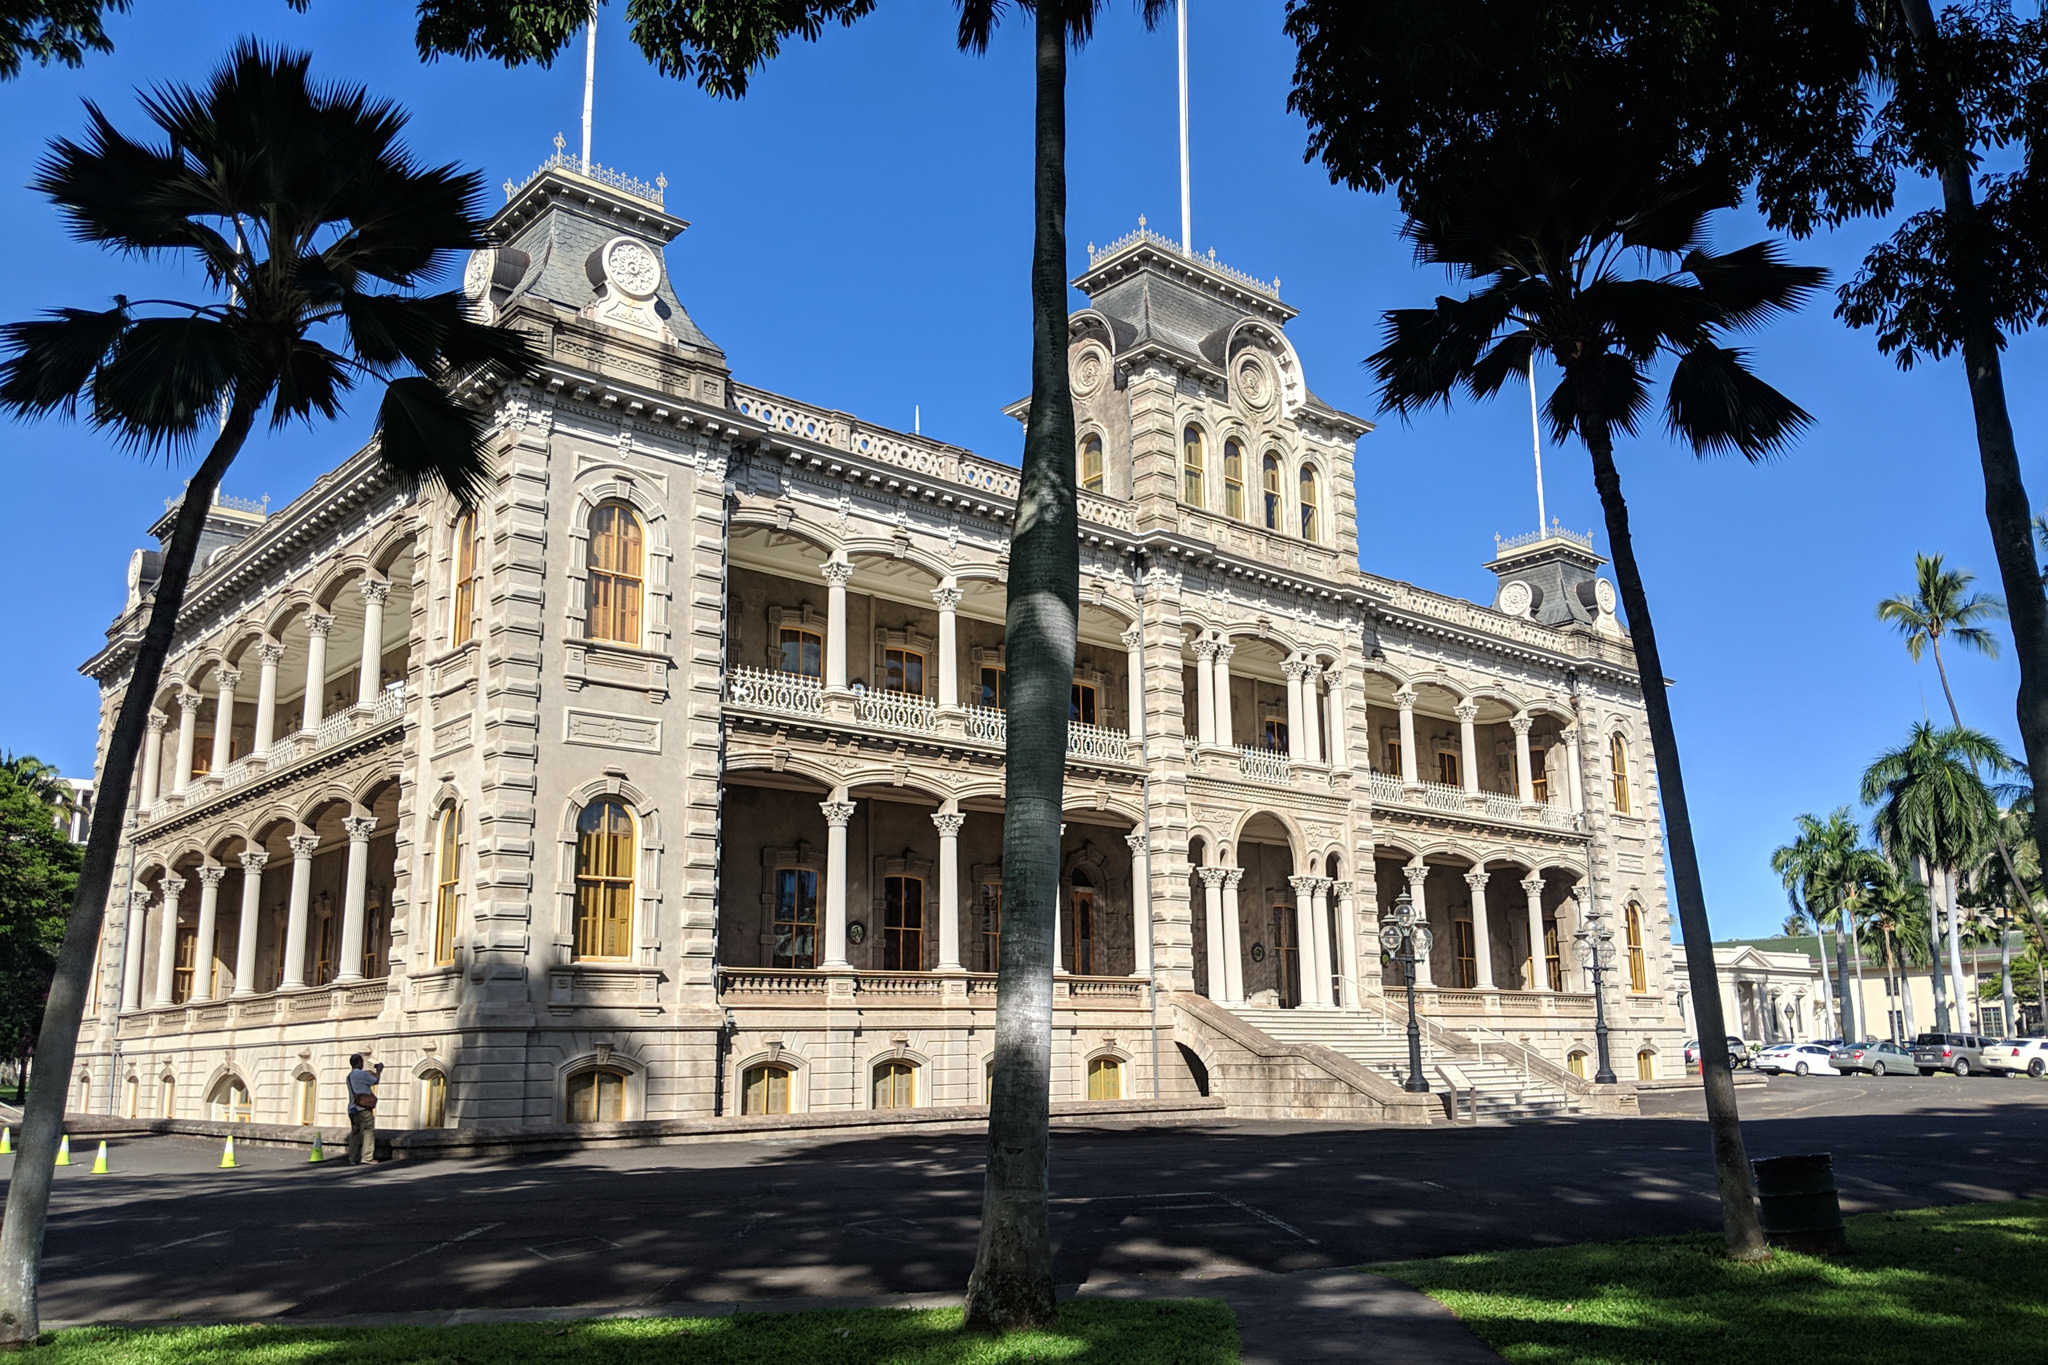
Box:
[1237,745,1292,785]
[140,683,407,826]
[1359,767,1586,832]
[852,688,940,736]
[1419,780,1466,812]
[964,704,1006,744]
[725,665,824,718]
[1066,720,1132,763]
[1482,790,1523,820]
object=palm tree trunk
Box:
[0,396,256,1344]
[1922,855,1949,1030]
[1897,0,2048,943]
[1577,413,1768,1260]
[1815,915,1838,1037]
[963,0,1076,1332]
[1945,868,1970,1029]
[1848,906,1870,1040]
[1835,915,1856,1039]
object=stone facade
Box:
[71,156,1687,1130]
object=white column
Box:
[1456,702,1480,796]
[821,797,855,966]
[1212,642,1235,746]
[120,890,148,1010]
[1192,641,1218,745]
[823,561,852,691]
[1396,687,1419,787]
[1121,629,1145,740]
[1332,880,1360,1008]
[933,585,961,709]
[356,580,390,705]
[1325,672,1348,769]
[1562,725,1585,812]
[1512,714,1536,806]
[301,612,331,730]
[1464,869,1496,990]
[1126,832,1152,977]
[232,851,267,998]
[153,875,185,1005]
[281,832,318,989]
[171,689,199,795]
[1523,875,1550,991]
[210,668,241,775]
[138,711,167,808]
[335,815,375,983]
[1311,878,1336,1005]
[1221,868,1246,1003]
[1404,863,1434,987]
[1289,875,1322,1004]
[193,866,225,1002]
[252,642,283,755]
[1283,660,1307,758]
[933,812,965,971]
[1198,868,1227,998]
[1302,666,1324,764]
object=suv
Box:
[1912,1032,1990,1076]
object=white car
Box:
[1755,1043,1840,1077]
[1983,1039,2048,1079]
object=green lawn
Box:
[31,1300,1238,1365]
[1376,1199,2048,1365]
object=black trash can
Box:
[1751,1152,1851,1255]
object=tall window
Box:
[172,924,197,1003]
[1261,453,1282,529]
[1451,917,1476,989]
[1182,426,1206,506]
[1079,434,1104,493]
[1437,751,1461,787]
[1625,903,1648,993]
[884,647,925,696]
[159,1076,174,1118]
[979,880,1002,971]
[883,875,925,970]
[1273,904,1300,1007]
[978,667,1005,709]
[1609,733,1631,813]
[574,798,634,961]
[586,503,644,645]
[1637,1050,1656,1081]
[124,1076,137,1119]
[873,1060,916,1109]
[295,1074,317,1125]
[1263,717,1289,752]
[1299,466,1321,540]
[773,867,818,968]
[743,1064,792,1115]
[420,1073,448,1127]
[1070,682,1098,726]
[433,807,461,967]
[1386,739,1402,775]
[1567,1051,1589,1080]
[1087,1056,1123,1100]
[778,627,822,677]
[1070,872,1096,975]
[1532,749,1550,804]
[1223,439,1245,519]
[1544,915,1563,991]
[450,512,480,646]
[567,1068,627,1123]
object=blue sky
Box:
[2,2,2042,941]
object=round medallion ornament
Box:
[1499,580,1533,617]
[1235,353,1274,411]
[1250,943,1266,963]
[463,249,494,300]
[846,920,867,946]
[602,237,662,300]
[1072,345,1108,398]
[1594,578,1617,614]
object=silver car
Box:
[1830,1040,1913,1076]
[1911,1032,1990,1076]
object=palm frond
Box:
[374,376,495,509]
[1682,241,1830,331]
[1664,343,1815,461]
[0,304,131,415]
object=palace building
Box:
[74,151,1686,1132]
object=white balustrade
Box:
[964,704,1006,744]
[315,708,355,749]
[1420,780,1467,812]
[1238,745,1292,785]
[1365,770,1405,803]
[852,689,940,736]
[1066,721,1132,763]
[725,665,824,718]
[370,682,407,726]
[1483,790,1523,820]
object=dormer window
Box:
[1182,426,1206,507]
[1079,434,1104,493]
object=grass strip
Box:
[1376,1199,2048,1365]
[30,1299,1238,1365]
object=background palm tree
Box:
[1370,132,1825,1261]
[412,0,1169,1328]
[0,753,77,825]
[0,43,535,1344]
[1772,816,1844,1038]
[1862,723,2010,1035]
[1878,552,2005,727]
[1866,863,1931,1040]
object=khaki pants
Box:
[346,1107,376,1164]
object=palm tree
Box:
[0,753,77,824]
[1370,133,1824,1261]
[1772,816,1844,1039]
[1877,554,2005,728]
[0,44,535,1344]
[1780,909,1811,937]
[1861,723,2010,1035]
[413,0,1168,1327]
[1866,863,1931,1041]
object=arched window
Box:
[1182,426,1206,507]
[873,1060,917,1110]
[567,1067,627,1123]
[160,1076,174,1119]
[433,806,461,967]
[1625,903,1648,993]
[1088,1055,1123,1100]
[1451,915,1476,989]
[450,512,481,647]
[1261,453,1282,529]
[1567,1051,1589,1080]
[1609,733,1632,813]
[1299,465,1321,540]
[210,1076,251,1123]
[1637,1049,1657,1081]
[1222,439,1245,519]
[295,1074,317,1125]
[1079,434,1104,493]
[123,1075,137,1119]
[742,1064,792,1115]
[1070,869,1096,975]
[882,875,925,971]
[586,502,644,645]
[574,798,634,961]
[419,1072,449,1128]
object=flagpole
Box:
[1177,0,1191,255]
[1529,351,1547,535]
[581,10,597,170]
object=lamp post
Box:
[1571,892,1619,1084]
[1379,887,1434,1093]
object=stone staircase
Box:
[1224,1003,1579,1122]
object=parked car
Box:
[1983,1038,2048,1078]
[1912,1033,1991,1076]
[1830,1040,1914,1076]
[1756,1043,1840,1076]
[1684,1036,1750,1069]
